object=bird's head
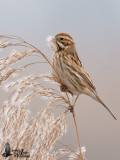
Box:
[50,33,75,52]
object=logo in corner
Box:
[2,142,12,158]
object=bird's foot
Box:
[69,106,74,113]
[60,84,74,96]
[60,84,68,92]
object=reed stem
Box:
[72,108,83,160]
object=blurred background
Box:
[0,0,120,159]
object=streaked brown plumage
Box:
[50,33,116,120]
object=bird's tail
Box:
[95,93,117,120]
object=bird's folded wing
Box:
[78,67,96,91]
[65,55,96,91]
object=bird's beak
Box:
[48,37,57,51]
[50,38,56,43]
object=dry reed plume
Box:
[0,35,86,160]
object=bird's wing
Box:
[65,54,96,91]
[78,67,96,91]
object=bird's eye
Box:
[60,37,64,40]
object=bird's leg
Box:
[73,95,79,107]
[69,96,79,112]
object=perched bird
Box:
[50,33,116,120]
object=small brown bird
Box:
[50,33,116,120]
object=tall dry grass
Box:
[0,35,86,160]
